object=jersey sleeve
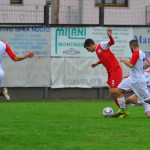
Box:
[100,36,115,50]
[6,44,16,59]
[108,36,115,46]
[130,50,139,65]
[100,41,110,50]
[97,60,102,64]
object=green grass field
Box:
[0,100,149,150]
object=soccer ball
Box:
[103,107,114,117]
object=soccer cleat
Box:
[118,108,130,118]
[125,110,130,116]
[2,88,10,101]
[118,113,126,118]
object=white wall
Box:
[0,0,51,24]
[104,0,150,25]
[0,0,149,25]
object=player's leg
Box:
[0,71,10,101]
[109,66,123,108]
[146,111,150,118]
[132,81,150,104]
[108,85,120,108]
[107,74,120,108]
[145,99,150,104]
[115,78,133,118]
[1,88,10,101]
[143,103,150,118]
[126,94,137,105]
[124,94,137,116]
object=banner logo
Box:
[55,28,86,54]
[63,48,80,55]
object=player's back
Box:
[95,42,120,73]
[0,41,6,65]
[130,50,146,82]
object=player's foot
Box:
[118,109,130,118]
[113,109,129,118]
[2,88,10,101]
[113,109,123,117]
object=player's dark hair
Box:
[84,39,95,48]
[129,40,139,48]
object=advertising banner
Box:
[2,56,51,87]
[0,26,51,56]
[51,27,133,57]
[51,57,130,88]
[134,27,150,57]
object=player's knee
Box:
[115,88,123,97]
[145,100,150,104]
[146,113,150,118]
[110,89,117,98]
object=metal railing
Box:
[0,4,50,24]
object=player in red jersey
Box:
[0,41,34,100]
[84,28,122,109]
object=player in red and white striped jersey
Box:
[84,28,122,109]
[116,40,150,118]
[0,41,34,100]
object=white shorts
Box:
[0,69,4,84]
[136,98,150,114]
[131,87,150,114]
[118,77,150,101]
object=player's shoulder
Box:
[133,49,140,53]
[138,49,146,58]
[132,49,144,57]
[95,42,100,50]
[0,41,6,48]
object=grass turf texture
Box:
[0,100,149,150]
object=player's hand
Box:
[107,28,112,37]
[120,57,124,62]
[91,63,97,68]
[27,51,34,58]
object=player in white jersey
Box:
[0,41,34,100]
[125,71,150,118]
[115,40,150,118]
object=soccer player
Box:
[84,28,122,109]
[115,40,150,118]
[125,71,150,118]
[0,41,34,100]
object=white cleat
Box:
[2,88,10,101]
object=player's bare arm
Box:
[107,28,112,37]
[91,62,99,68]
[12,51,34,62]
[123,74,130,79]
[144,64,150,70]
[107,28,115,46]
[120,57,134,68]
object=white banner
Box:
[51,57,130,88]
[1,56,51,87]
[134,27,150,57]
[51,27,133,57]
[0,27,51,56]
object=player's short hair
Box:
[84,39,95,48]
[129,40,139,48]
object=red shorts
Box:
[106,66,122,89]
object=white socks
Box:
[117,97,125,109]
